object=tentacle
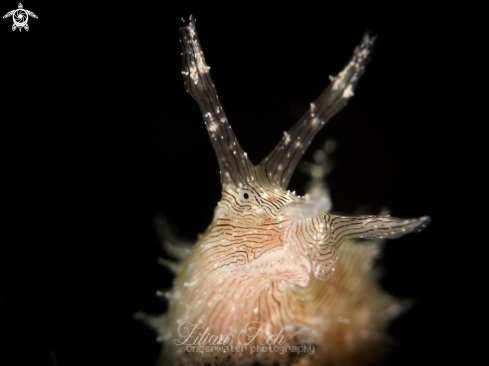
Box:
[157,257,181,275]
[153,212,193,261]
[299,138,336,202]
[179,17,256,189]
[325,214,431,241]
[260,31,376,189]
[312,214,430,280]
[284,212,430,282]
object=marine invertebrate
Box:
[145,17,430,366]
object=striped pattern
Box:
[154,19,431,366]
[180,20,256,188]
[285,214,431,281]
[259,31,376,189]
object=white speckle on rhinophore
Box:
[208,122,218,132]
[342,84,355,98]
[333,61,356,90]
[189,61,198,85]
[283,131,291,145]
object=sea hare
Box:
[143,17,431,366]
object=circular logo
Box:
[13,9,28,27]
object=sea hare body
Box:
[145,18,430,366]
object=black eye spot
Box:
[243,193,249,199]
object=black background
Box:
[1,2,468,366]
